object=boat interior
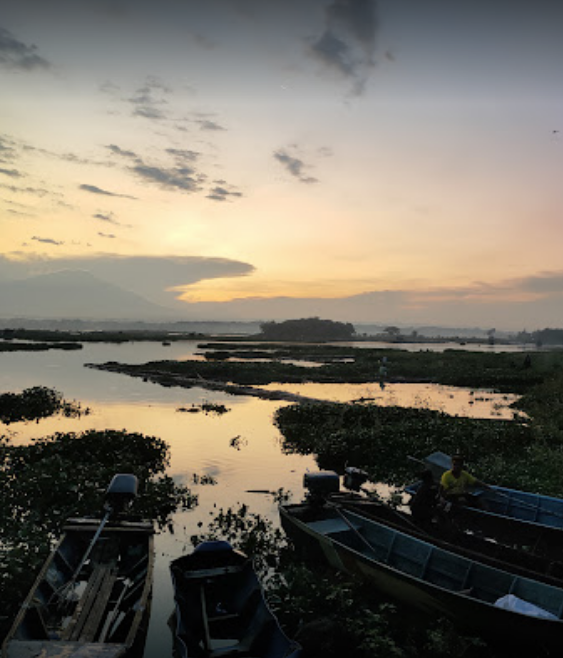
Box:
[293,507,563,620]
[12,524,151,646]
[173,559,294,658]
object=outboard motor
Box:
[343,466,369,492]
[104,473,139,515]
[303,471,340,506]
[52,474,140,602]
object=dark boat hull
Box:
[408,452,563,560]
[170,541,301,658]
[2,518,154,658]
[280,503,563,653]
[336,497,563,586]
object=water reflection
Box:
[0,341,529,657]
[261,382,523,420]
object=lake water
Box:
[0,340,526,655]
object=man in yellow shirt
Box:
[439,454,489,508]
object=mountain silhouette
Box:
[0,269,181,320]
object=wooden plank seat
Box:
[62,563,118,642]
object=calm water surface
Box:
[0,341,525,656]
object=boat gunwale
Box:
[1,517,155,658]
[279,503,563,626]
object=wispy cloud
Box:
[131,164,201,193]
[310,0,378,95]
[0,135,17,161]
[128,76,172,120]
[274,149,318,184]
[196,119,226,131]
[0,183,49,197]
[79,184,136,199]
[106,144,138,159]
[0,167,22,178]
[93,211,123,226]
[0,27,51,71]
[106,141,241,199]
[166,148,201,164]
[206,182,243,202]
[98,232,116,239]
[31,236,63,246]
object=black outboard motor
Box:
[303,471,340,506]
[343,466,369,492]
[104,473,139,515]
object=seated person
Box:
[409,469,439,524]
[439,454,490,508]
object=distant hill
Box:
[0,270,181,321]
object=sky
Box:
[1,0,562,330]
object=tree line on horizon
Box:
[259,318,356,341]
[515,328,563,346]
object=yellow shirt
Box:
[440,469,477,497]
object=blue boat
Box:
[406,452,563,560]
[280,501,563,653]
[415,451,563,529]
[170,541,301,658]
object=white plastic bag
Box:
[494,594,558,620]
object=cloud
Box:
[274,149,318,184]
[196,119,226,131]
[166,148,201,164]
[0,27,51,71]
[0,135,17,161]
[206,184,243,202]
[105,142,240,201]
[93,212,123,225]
[106,144,138,159]
[31,236,63,246]
[98,232,116,239]
[79,183,136,199]
[131,164,201,193]
[0,254,256,309]
[513,272,563,295]
[0,167,22,178]
[310,0,378,94]
[0,183,49,196]
[128,76,172,120]
[99,80,121,95]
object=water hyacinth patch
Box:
[0,428,197,640]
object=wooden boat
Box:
[335,496,563,585]
[2,474,154,658]
[279,501,563,652]
[416,451,563,529]
[407,452,563,559]
[170,540,301,658]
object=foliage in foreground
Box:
[0,429,197,640]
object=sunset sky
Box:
[1,0,562,329]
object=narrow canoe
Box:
[170,540,301,658]
[2,517,154,658]
[280,502,563,653]
[334,496,563,586]
[417,451,563,531]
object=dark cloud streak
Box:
[310,0,378,95]
[79,184,136,199]
[31,236,63,245]
[0,27,51,71]
[274,149,318,184]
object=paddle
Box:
[326,502,380,557]
[50,474,139,608]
